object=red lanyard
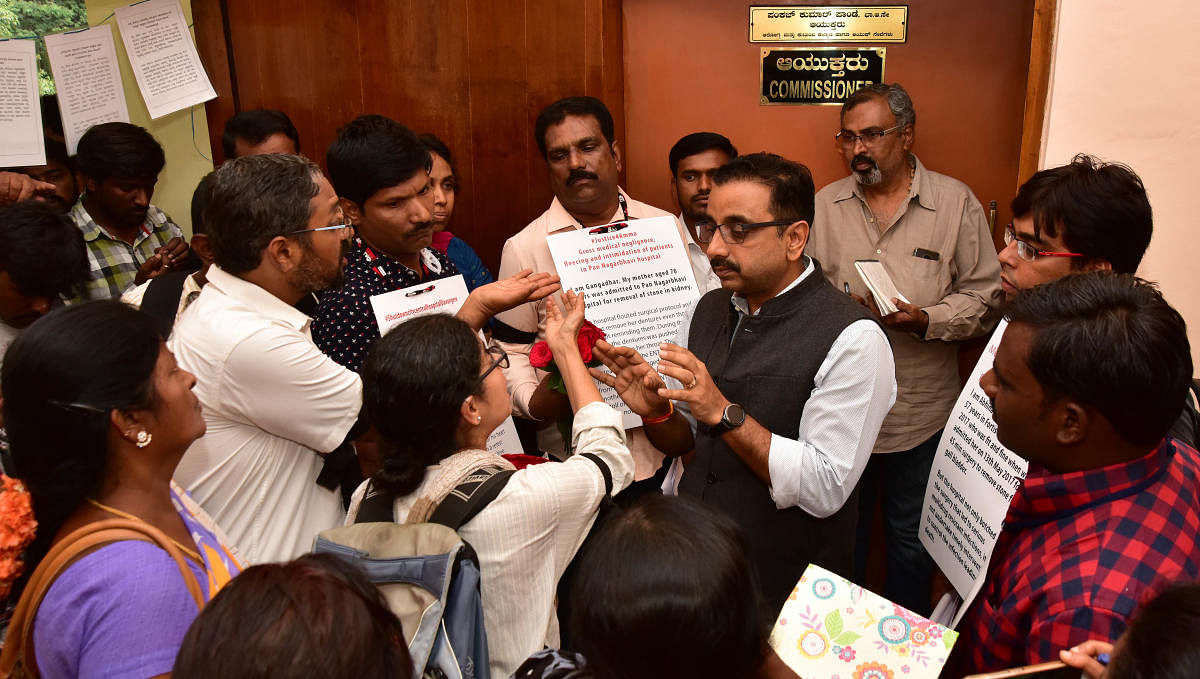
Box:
[359,239,429,280]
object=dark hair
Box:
[1107,583,1200,679]
[534,96,615,158]
[1005,272,1191,448]
[361,314,484,497]
[173,552,412,679]
[0,202,89,300]
[42,137,72,169]
[204,154,322,273]
[189,171,216,237]
[75,122,164,182]
[569,495,767,679]
[1011,154,1151,274]
[221,109,301,158]
[842,82,916,130]
[419,133,460,190]
[40,94,63,139]
[1,301,162,592]
[712,152,816,226]
[668,132,738,176]
[326,115,431,207]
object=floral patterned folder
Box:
[770,565,959,679]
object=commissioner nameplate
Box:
[760,47,885,106]
[750,6,907,43]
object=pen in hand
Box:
[844,282,851,295]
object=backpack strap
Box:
[354,482,397,524]
[580,453,613,495]
[428,465,516,531]
[140,270,192,337]
[0,518,204,678]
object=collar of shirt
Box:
[730,256,814,317]
[205,264,313,332]
[347,237,447,281]
[1004,439,1174,529]
[70,201,160,245]
[678,211,705,250]
[832,154,937,213]
[545,187,635,237]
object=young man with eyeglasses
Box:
[805,83,1003,615]
[593,152,896,620]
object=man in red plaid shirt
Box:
[949,272,1200,675]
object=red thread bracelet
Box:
[642,401,674,424]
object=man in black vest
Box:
[593,152,896,618]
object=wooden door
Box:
[193,0,625,273]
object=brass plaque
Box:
[760,47,886,106]
[749,6,908,43]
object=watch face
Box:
[724,403,746,427]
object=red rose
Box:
[576,321,606,363]
[529,341,554,368]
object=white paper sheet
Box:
[369,274,523,456]
[44,26,131,154]
[546,215,701,429]
[917,319,1029,627]
[0,39,46,167]
[114,0,215,119]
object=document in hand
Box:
[854,259,910,315]
[771,564,958,679]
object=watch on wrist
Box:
[710,403,746,435]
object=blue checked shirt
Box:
[70,202,183,300]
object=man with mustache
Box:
[669,132,738,295]
[495,96,705,479]
[592,152,896,619]
[69,122,190,300]
[312,115,461,373]
[806,83,1003,615]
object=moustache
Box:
[852,154,877,170]
[566,169,600,186]
[709,256,740,273]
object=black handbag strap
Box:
[141,270,192,336]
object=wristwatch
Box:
[710,403,746,435]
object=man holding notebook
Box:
[806,83,1003,615]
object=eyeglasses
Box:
[1003,224,1083,262]
[835,124,903,148]
[695,220,793,245]
[287,222,353,236]
[479,344,509,383]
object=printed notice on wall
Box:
[115,0,216,119]
[45,26,131,154]
[0,39,46,167]
[918,319,1028,626]
[547,215,701,429]
[369,274,523,456]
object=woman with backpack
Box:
[0,301,242,678]
[347,291,634,678]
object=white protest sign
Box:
[547,215,701,429]
[369,274,523,457]
[45,26,131,154]
[370,274,470,336]
[115,0,216,119]
[918,319,1028,626]
[0,39,45,167]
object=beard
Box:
[851,154,884,186]
[291,240,347,292]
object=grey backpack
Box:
[314,465,514,679]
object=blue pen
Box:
[1097,652,1111,665]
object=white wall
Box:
[1043,0,1200,371]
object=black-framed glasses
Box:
[835,124,903,148]
[695,219,793,245]
[479,344,509,383]
[1003,224,1082,262]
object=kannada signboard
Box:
[760,47,885,105]
[749,5,908,43]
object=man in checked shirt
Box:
[948,272,1200,675]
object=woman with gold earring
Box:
[0,300,241,677]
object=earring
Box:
[136,430,152,448]
[476,416,482,424]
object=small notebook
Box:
[770,565,959,679]
[854,260,910,315]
